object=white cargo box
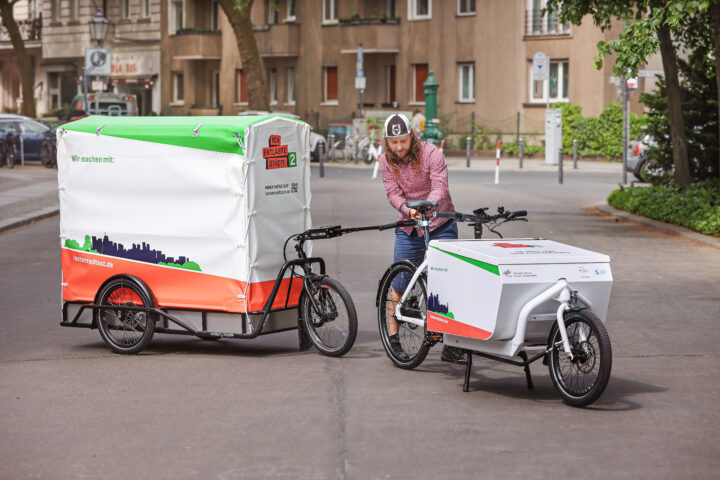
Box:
[426,239,612,341]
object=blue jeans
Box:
[391,220,457,292]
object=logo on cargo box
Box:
[493,242,541,248]
[263,135,297,169]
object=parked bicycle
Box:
[376,200,613,407]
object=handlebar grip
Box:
[510,210,527,218]
[433,212,458,219]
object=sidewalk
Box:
[0,166,59,233]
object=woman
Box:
[379,114,466,364]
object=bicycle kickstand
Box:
[462,351,473,392]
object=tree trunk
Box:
[0,0,36,117]
[656,23,690,186]
[712,2,720,185]
[217,0,269,111]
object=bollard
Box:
[466,136,472,168]
[573,139,578,169]
[318,140,325,178]
[20,135,25,167]
[495,140,501,185]
[328,134,336,163]
[558,147,563,184]
[518,138,524,169]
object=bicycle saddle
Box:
[405,200,438,211]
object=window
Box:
[173,73,184,103]
[413,63,428,103]
[268,68,278,105]
[235,69,248,104]
[122,0,130,18]
[458,0,475,15]
[526,0,570,35]
[144,0,151,18]
[408,0,431,20]
[287,67,296,105]
[529,59,569,103]
[70,0,79,21]
[386,64,396,104]
[323,66,338,104]
[212,71,220,108]
[386,0,396,17]
[169,1,184,34]
[267,0,277,24]
[458,63,475,102]
[211,0,219,30]
[323,0,338,24]
[286,0,296,21]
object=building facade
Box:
[0,0,42,113]
[161,0,650,138]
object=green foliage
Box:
[554,102,647,159]
[64,239,80,250]
[158,261,202,272]
[638,10,718,181]
[82,235,92,251]
[607,180,720,235]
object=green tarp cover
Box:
[62,115,302,155]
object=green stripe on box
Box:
[62,115,303,155]
[430,245,500,276]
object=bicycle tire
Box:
[96,277,155,354]
[300,276,357,357]
[40,142,54,168]
[547,309,612,407]
[377,262,431,369]
[6,144,15,169]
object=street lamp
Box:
[89,8,109,47]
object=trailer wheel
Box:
[97,277,155,354]
[548,310,612,407]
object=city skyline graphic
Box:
[64,234,201,271]
[428,293,454,318]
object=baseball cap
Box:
[384,114,411,138]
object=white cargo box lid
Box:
[430,238,610,265]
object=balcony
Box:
[338,19,401,54]
[170,29,221,60]
[524,10,571,37]
[253,23,300,57]
[0,17,41,49]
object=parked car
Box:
[237,110,326,162]
[66,92,139,122]
[0,114,55,167]
[627,133,657,182]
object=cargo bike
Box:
[376,200,613,407]
[57,115,358,357]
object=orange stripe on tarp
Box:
[61,249,301,313]
[427,311,492,340]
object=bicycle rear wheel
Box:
[377,262,430,369]
[300,276,357,357]
[96,277,155,354]
[548,310,612,407]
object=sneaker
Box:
[440,345,468,365]
[388,334,410,362]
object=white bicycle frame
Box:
[393,259,594,360]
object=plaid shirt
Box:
[380,141,455,236]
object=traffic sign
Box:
[85,48,111,75]
[532,52,548,81]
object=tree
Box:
[545,0,720,186]
[217,0,269,111]
[0,0,36,117]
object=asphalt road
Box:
[1,166,718,479]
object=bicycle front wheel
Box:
[377,262,430,369]
[548,310,612,407]
[300,276,357,357]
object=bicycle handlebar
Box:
[433,208,527,224]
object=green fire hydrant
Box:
[422,70,443,145]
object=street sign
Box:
[532,52,548,81]
[355,77,366,90]
[626,77,638,90]
[91,80,105,91]
[85,48,111,75]
[355,44,364,91]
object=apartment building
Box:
[161,0,649,134]
[36,0,162,116]
[0,0,42,112]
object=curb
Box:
[596,203,720,250]
[0,206,59,235]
